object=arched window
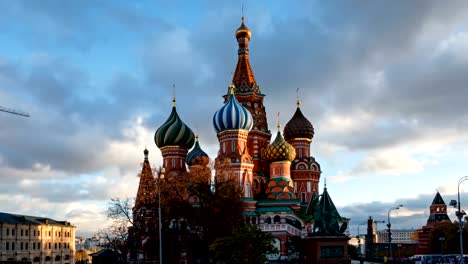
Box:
[252,217,257,225]
[273,215,281,224]
[264,217,271,224]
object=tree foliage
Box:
[209,224,278,264]
[429,221,461,254]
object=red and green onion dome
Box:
[264,131,296,162]
[155,99,195,149]
[213,85,253,133]
[266,177,296,200]
[283,102,314,141]
[186,136,209,166]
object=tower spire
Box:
[231,16,258,94]
[296,88,301,108]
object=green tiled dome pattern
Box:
[264,131,296,162]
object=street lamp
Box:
[387,204,403,260]
[450,176,468,264]
[156,167,165,264]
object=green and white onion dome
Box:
[155,99,195,149]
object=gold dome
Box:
[264,131,296,162]
[235,16,252,40]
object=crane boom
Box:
[0,105,30,117]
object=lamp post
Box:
[451,176,468,264]
[157,167,165,264]
[387,204,403,260]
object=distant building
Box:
[0,212,75,264]
[377,229,417,244]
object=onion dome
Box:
[186,135,209,166]
[155,98,195,149]
[235,16,252,40]
[264,126,296,162]
[283,100,314,141]
[213,85,253,133]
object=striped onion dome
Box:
[186,135,209,166]
[213,85,253,133]
[264,130,296,162]
[283,100,314,141]
[155,98,195,149]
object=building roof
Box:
[431,191,446,205]
[0,212,74,227]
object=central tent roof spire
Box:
[230,16,260,95]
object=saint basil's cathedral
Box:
[133,17,348,262]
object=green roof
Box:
[432,191,446,205]
[256,206,295,213]
[0,212,74,227]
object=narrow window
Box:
[33,243,36,250]
[302,193,306,202]
[21,242,23,250]
[21,229,23,236]
[26,242,28,250]
[12,242,15,250]
[172,158,175,168]
[6,228,9,236]
[26,230,28,236]
[6,242,9,250]
[307,182,311,192]
[223,142,226,153]
[231,141,235,153]
[12,229,15,236]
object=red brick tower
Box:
[214,86,255,198]
[225,17,272,188]
[131,149,159,261]
[284,100,321,204]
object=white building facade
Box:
[377,229,417,244]
[0,212,76,264]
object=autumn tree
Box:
[209,224,277,264]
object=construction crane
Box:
[0,105,30,117]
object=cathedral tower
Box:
[225,17,272,182]
[264,123,297,200]
[284,100,321,204]
[213,85,254,198]
[155,98,195,174]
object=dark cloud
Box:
[2,1,468,234]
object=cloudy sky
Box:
[1,0,468,237]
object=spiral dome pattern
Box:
[264,131,296,162]
[213,90,253,133]
[155,105,195,149]
[284,106,314,141]
[186,137,209,166]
